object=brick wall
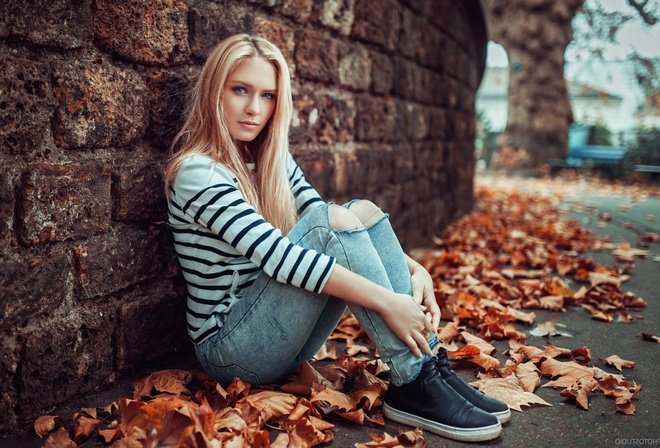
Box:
[0,0,487,432]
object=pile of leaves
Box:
[35,175,658,447]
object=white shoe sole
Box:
[492,408,511,424]
[383,403,503,442]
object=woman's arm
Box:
[322,264,434,358]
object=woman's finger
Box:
[413,330,433,356]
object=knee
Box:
[347,200,384,227]
[328,204,363,231]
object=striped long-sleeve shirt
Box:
[167,153,336,344]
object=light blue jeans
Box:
[195,202,438,386]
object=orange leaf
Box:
[470,375,551,411]
[642,333,660,342]
[604,355,635,371]
[559,379,599,410]
[34,415,58,438]
[43,427,76,448]
[72,414,100,444]
[355,428,425,448]
[540,358,597,389]
[133,369,192,399]
[460,331,496,355]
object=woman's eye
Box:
[262,93,276,100]
[233,87,246,94]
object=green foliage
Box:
[587,122,613,146]
[624,127,660,166]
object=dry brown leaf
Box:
[598,375,641,414]
[43,427,76,448]
[514,362,542,392]
[604,355,636,371]
[470,375,552,411]
[642,333,660,342]
[540,358,598,389]
[34,415,58,438]
[314,343,338,361]
[612,242,650,262]
[448,345,501,371]
[133,369,192,400]
[559,378,599,410]
[460,331,496,355]
[72,414,100,444]
[355,428,425,448]
[529,318,572,338]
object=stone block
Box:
[52,56,148,149]
[291,86,355,145]
[0,173,14,253]
[145,69,195,148]
[295,29,339,84]
[429,1,451,31]
[115,287,189,371]
[355,94,396,142]
[18,162,111,245]
[255,17,296,76]
[0,250,71,327]
[93,0,190,65]
[369,51,393,95]
[0,0,93,49]
[16,308,115,419]
[0,342,19,432]
[396,101,429,141]
[351,0,400,51]
[313,0,356,36]
[338,43,371,91]
[75,226,164,299]
[398,7,422,60]
[188,2,253,59]
[113,152,167,222]
[428,107,447,140]
[0,53,55,155]
[392,143,415,185]
[279,0,314,22]
[292,147,336,200]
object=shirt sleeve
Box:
[287,153,325,218]
[173,155,335,293]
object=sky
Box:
[486,0,660,67]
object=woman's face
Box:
[222,57,278,143]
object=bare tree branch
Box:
[627,0,658,25]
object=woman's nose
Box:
[245,95,260,115]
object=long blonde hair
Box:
[164,34,297,234]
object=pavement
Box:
[3,177,659,448]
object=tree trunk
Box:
[486,0,584,170]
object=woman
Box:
[164,34,509,442]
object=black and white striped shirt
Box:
[168,153,335,344]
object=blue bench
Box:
[545,125,627,176]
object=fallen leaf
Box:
[604,355,636,371]
[612,242,650,262]
[470,375,552,411]
[559,378,599,410]
[355,428,425,448]
[447,345,501,371]
[34,415,58,438]
[529,318,572,338]
[43,427,76,448]
[642,333,660,343]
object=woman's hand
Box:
[381,292,435,358]
[410,265,441,331]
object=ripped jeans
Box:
[195,202,438,387]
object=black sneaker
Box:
[383,359,502,442]
[436,347,511,423]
